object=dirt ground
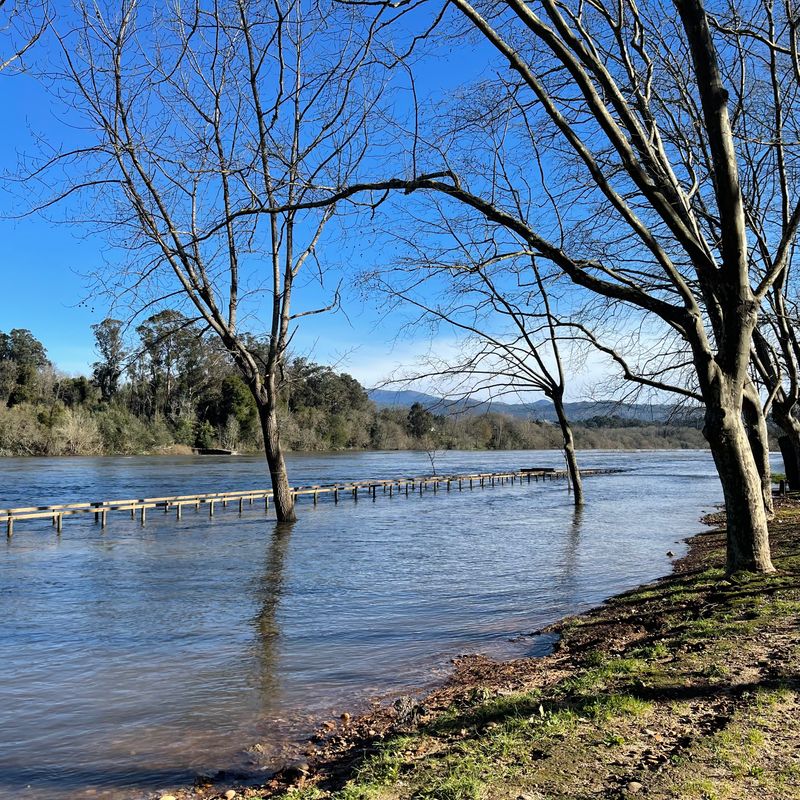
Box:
[165,498,800,800]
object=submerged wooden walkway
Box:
[2,467,619,537]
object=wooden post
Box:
[389,483,393,497]
[130,507,135,519]
[6,517,13,538]
[102,509,107,528]
[176,505,182,521]
[141,506,147,526]
[239,497,244,515]
[57,514,63,534]
[354,486,358,501]
[334,488,339,504]
[405,482,409,497]
[265,496,270,513]
[164,501,169,514]
[209,500,215,517]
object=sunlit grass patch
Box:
[353,736,417,785]
[414,771,486,800]
[584,693,652,721]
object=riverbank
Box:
[173,498,800,800]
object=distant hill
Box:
[368,389,701,423]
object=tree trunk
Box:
[703,403,774,573]
[773,403,800,491]
[553,392,584,507]
[258,402,297,523]
[742,384,774,519]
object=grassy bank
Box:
[174,501,800,800]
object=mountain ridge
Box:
[367,388,700,423]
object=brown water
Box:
[0,450,726,799]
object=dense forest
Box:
[0,317,707,457]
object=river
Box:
[0,449,728,799]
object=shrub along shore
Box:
[165,500,800,800]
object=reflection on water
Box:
[0,449,736,799]
[562,505,584,588]
[253,524,292,716]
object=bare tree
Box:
[320,0,800,573]
[753,292,800,491]
[36,0,399,521]
[0,0,47,74]
[371,215,586,504]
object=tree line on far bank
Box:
[0,321,707,457]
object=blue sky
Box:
[0,66,427,383]
[0,6,478,387]
[0,4,612,400]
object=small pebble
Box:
[225,791,237,800]
[340,712,351,724]
[160,796,178,800]
[322,720,336,731]
[627,781,644,794]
